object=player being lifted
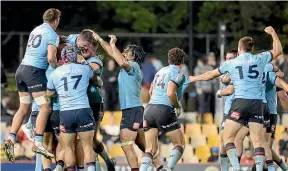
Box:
[65,30,116,171]
[189,26,282,171]
[139,48,188,171]
[4,8,61,162]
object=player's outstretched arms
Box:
[275,77,288,93]
[108,35,131,72]
[48,45,58,69]
[264,26,282,59]
[216,85,234,98]
[189,68,221,83]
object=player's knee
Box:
[34,95,50,106]
[19,95,32,104]
[121,141,134,150]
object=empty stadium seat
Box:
[160,144,174,162]
[113,111,122,125]
[109,144,125,157]
[202,124,218,136]
[203,113,213,124]
[195,145,211,163]
[182,145,194,163]
[214,113,223,127]
[282,114,288,127]
[185,123,202,136]
[207,135,220,147]
[190,135,207,148]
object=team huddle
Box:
[3,8,288,171]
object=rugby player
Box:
[4,8,61,162]
[46,46,101,171]
[139,48,187,171]
[278,90,288,111]
[189,26,282,171]
[217,49,237,171]
[90,31,162,171]
[65,30,116,171]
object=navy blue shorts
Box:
[59,108,96,133]
[15,65,47,93]
[120,106,144,131]
[31,110,59,133]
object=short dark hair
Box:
[79,30,99,49]
[224,49,238,60]
[168,48,185,65]
[59,35,67,44]
[125,44,146,65]
[239,37,254,52]
[43,8,61,23]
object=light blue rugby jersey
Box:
[47,63,93,111]
[118,61,143,110]
[219,51,272,100]
[220,75,235,115]
[261,63,274,103]
[22,23,59,69]
[265,71,277,114]
[149,65,186,107]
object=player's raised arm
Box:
[275,77,288,93]
[264,26,282,59]
[278,90,288,111]
[108,35,132,72]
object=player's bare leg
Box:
[220,127,230,171]
[234,126,249,161]
[223,119,243,171]
[4,92,31,163]
[249,122,266,171]
[54,133,65,171]
[78,130,96,171]
[42,132,54,170]
[62,132,77,170]
[76,139,85,171]
[120,129,139,170]
[262,130,275,171]
[93,121,115,171]
[139,128,162,171]
[164,128,185,171]
[31,91,54,158]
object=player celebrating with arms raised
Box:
[189,26,282,171]
[4,8,61,162]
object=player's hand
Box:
[188,76,197,83]
[83,29,101,41]
[174,104,182,117]
[108,35,117,45]
[276,71,284,78]
[216,90,222,98]
[97,54,104,60]
[264,26,276,35]
[76,54,85,64]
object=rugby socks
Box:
[157,165,163,171]
[131,168,139,171]
[225,143,240,170]
[220,153,230,171]
[34,134,43,145]
[167,146,184,170]
[25,115,33,130]
[139,152,153,171]
[66,166,76,171]
[55,160,64,171]
[95,156,101,171]
[94,142,114,166]
[44,168,51,171]
[35,153,42,171]
[76,166,84,171]
[8,133,16,143]
[87,162,96,171]
[254,147,265,171]
[265,160,275,171]
[272,149,287,170]
[238,156,241,162]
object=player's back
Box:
[220,52,271,100]
[149,65,185,107]
[50,63,93,111]
[22,23,58,69]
